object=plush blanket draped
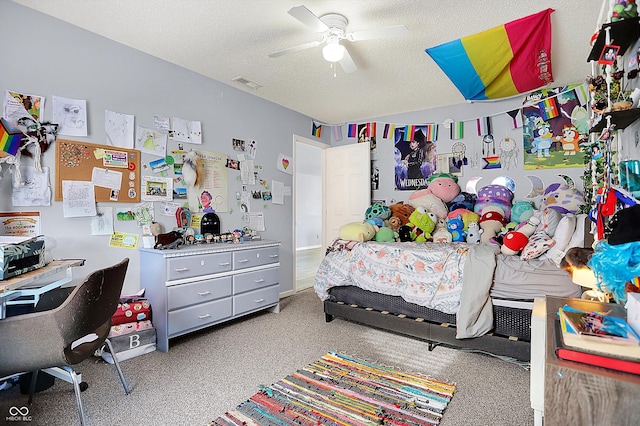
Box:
[314,240,499,338]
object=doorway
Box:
[294,136,325,291]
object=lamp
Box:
[571,266,609,302]
[322,38,345,63]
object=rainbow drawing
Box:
[0,118,25,156]
[426,8,554,101]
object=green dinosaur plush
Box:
[374,226,398,242]
[406,206,436,242]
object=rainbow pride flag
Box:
[425,123,438,141]
[404,125,416,142]
[312,122,322,138]
[0,117,25,156]
[425,9,554,101]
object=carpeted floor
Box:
[0,288,533,425]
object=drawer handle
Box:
[254,279,265,283]
[269,254,279,258]
[254,298,265,303]
[238,259,249,263]
[198,291,211,296]
[219,262,231,266]
[174,267,189,272]
[198,314,211,319]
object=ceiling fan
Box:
[268,5,408,74]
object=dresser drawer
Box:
[168,297,232,335]
[233,284,279,316]
[166,252,232,281]
[233,267,279,294]
[167,276,232,310]
[232,247,279,270]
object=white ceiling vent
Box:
[232,76,262,90]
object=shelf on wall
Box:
[590,108,640,133]
[587,18,640,62]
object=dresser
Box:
[140,240,280,352]
[531,296,640,425]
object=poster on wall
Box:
[522,84,589,169]
[187,150,228,213]
[0,211,41,237]
[394,125,437,190]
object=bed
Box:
[314,239,582,362]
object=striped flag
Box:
[404,125,416,141]
[425,123,438,141]
[477,117,490,136]
[450,121,464,139]
[539,97,559,120]
[507,109,523,129]
[332,125,342,141]
[383,123,393,139]
[482,156,502,169]
[347,123,357,138]
[312,122,322,138]
[0,117,24,156]
[426,9,554,101]
[366,122,377,138]
[574,84,589,106]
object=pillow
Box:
[546,214,577,267]
[537,207,562,237]
[566,213,588,250]
[520,231,556,261]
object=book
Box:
[560,304,640,344]
[558,305,640,360]
[554,320,640,375]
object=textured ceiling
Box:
[13,0,604,124]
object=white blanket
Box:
[314,241,500,338]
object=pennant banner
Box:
[476,117,490,136]
[0,117,25,156]
[425,8,554,101]
[507,109,523,129]
[312,122,322,138]
[450,121,464,140]
[347,123,357,138]
[425,123,438,141]
[332,125,342,141]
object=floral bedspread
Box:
[314,241,471,315]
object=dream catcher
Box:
[451,142,468,168]
[499,137,519,170]
[481,118,495,155]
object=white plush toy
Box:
[501,216,541,255]
[466,221,483,244]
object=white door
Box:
[322,142,371,249]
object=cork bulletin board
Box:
[55,139,141,202]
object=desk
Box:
[0,259,85,318]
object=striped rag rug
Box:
[210,350,456,425]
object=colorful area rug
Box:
[210,350,456,425]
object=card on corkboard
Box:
[55,139,141,202]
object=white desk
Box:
[0,259,85,318]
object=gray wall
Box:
[0,2,327,295]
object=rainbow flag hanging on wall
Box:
[404,125,416,141]
[0,117,25,156]
[425,123,438,141]
[538,97,559,120]
[312,122,322,138]
[425,8,554,101]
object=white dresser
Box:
[140,240,280,352]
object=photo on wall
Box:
[394,126,437,191]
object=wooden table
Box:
[0,259,85,318]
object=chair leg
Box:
[61,366,87,426]
[28,370,39,404]
[104,338,131,395]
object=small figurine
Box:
[233,229,244,244]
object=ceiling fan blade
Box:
[339,47,357,74]
[268,40,322,58]
[347,25,409,41]
[287,5,329,33]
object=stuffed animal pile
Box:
[336,174,585,265]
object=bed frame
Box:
[323,286,532,362]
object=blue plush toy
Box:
[365,202,391,220]
[446,214,466,242]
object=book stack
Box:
[555,304,640,375]
[97,293,157,364]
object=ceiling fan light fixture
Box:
[322,39,345,62]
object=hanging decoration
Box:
[311,122,322,138]
[393,125,437,191]
[498,137,519,170]
[451,142,467,168]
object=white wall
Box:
[0,2,329,295]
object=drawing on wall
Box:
[276,153,292,175]
[170,117,202,144]
[522,84,588,169]
[141,175,173,202]
[394,126,437,191]
[105,110,135,148]
[3,90,44,126]
[52,95,87,136]
[186,150,228,212]
[12,166,51,207]
[135,125,167,157]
